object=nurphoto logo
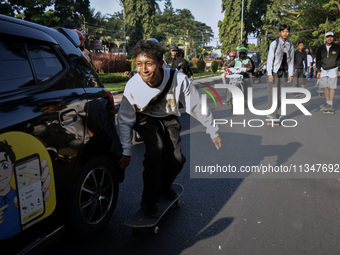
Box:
[200,83,312,127]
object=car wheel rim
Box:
[79,166,114,225]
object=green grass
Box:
[103,82,127,92]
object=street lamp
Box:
[241,0,244,42]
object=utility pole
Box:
[241,0,244,42]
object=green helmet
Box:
[238,46,248,53]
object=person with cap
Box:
[316,31,340,111]
[266,24,294,119]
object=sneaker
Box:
[162,187,178,200]
[320,103,333,110]
[266,114,274,119]
[141,200,159,219]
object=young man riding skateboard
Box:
[118,40,222,218]
[316,31,340,111]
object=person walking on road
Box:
[305,47,314,81]
[293,42,308,97]
[118,40,222,219]
[266,24,294,119]
[316,31,340,110]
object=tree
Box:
[54,0,92,28]
[0,0,60,26]
[121,0,160,52]
[218,0,244,54]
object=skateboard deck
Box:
[124,183,183,234]
[321,108,335,114]
[266,119,281,127]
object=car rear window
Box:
[0,37,64,94]
[27,44,63,84]
[0,40,35,93]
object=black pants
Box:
[293,69,305,89]
[134,114,186,203]
[268,70,287,117]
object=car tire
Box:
[67,155,119,238]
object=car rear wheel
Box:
[67,155,119,238]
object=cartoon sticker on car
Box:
[0,132,56,240]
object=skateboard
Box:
[321,108,335,114]
[124,183,183,234]
[266,118,281,127]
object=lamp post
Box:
[241,0,244,42]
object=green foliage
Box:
[97,73,130,83]
[211,61,219,73]
[220,0,340,60]
[197,60,206,73]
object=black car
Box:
[0,15,124,254]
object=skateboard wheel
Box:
[153,226,159,234]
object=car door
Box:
[0,24,88,241]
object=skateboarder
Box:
[315,31,340,111]
[266,24,294,119]
[118,40,222,219]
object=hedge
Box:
[97,73,130,83]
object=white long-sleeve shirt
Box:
[117,68,219,156]
[267,37,294,77]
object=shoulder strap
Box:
[272,38,280,66]
[149,68,176,106]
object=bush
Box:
[211,61,219,73]
[191,67,199,73]
[197,60,206,73]
[97,73,130,83]
[92,52,131,73]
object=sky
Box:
[89,0,225,46]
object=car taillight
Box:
[104,89,115,114]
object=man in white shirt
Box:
[316,31,340,110]
[118,40,221,218]
[266,24,294,119]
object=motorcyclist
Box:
[221,51,237,86]
[229,46,253,103]
[224,51,236,70]
[164,44,187,70]
[177,48,194,80]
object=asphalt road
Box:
[46,76,340,255]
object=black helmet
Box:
[169,44,179,51]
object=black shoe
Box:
[162,187,178,200]
[141,200,159,219]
